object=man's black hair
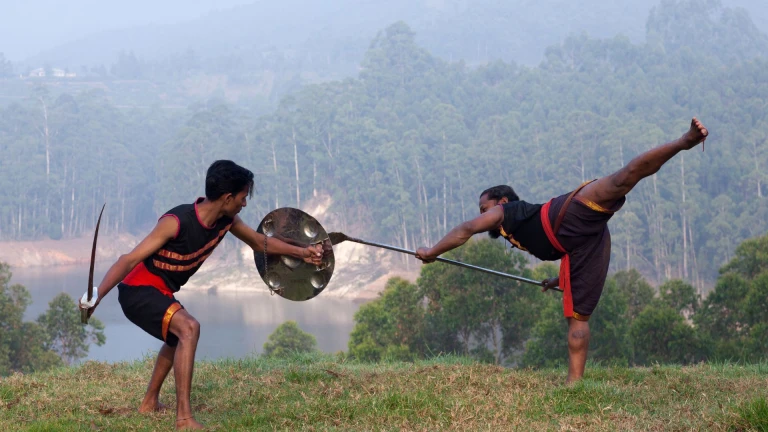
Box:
[479,185,519,202]
[205,160,255,200]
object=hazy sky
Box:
[1,0,254,61]
[2,0,765,64]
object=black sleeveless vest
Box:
[144,197,233,292]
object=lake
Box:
[12,262,366,364]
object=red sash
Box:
[540,200,573,318]
[123,262,174,298]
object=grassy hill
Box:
[1,354,766,430]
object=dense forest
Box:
[0,0,767,290]
[348,232,768,366]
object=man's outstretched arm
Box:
[230,215,323,265]
[415,205,504,263]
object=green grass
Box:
[732,397,768,432]
[1,354,767,431]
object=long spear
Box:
[327,232,562,292]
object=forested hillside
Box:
[1,0,766,288]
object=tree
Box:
[630,301,709,365]
[37,293,105,365]
[262,321,318,358]
[111,50,143,79]
[348,277,424,362]
[521,297,567,368]
[8,322,61,374]
[418,239,539,365]
[0,263,62,375]
[646,0,768,65]
[522,275,632,368]
[694,234,768,361]
[360,21,440,100]
[693,273,750,359]
[531,262,559,281]
[720,234,768,279]
[658,279,700,317]
[587,279,632,365]
[612,269,655,320]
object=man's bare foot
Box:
[564,376,581,386]
[176,417,206,430]
[681,117,708,150]
[138,399,167,413]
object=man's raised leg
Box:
[566,318,590,384]
[168,309,205,430]
[578,117,708,209]
[138,343,175,413]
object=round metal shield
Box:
[253,207,334,301]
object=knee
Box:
[570,329,589,341]
[176,317,201,341]
[568,324,590,348]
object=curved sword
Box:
[81,203,105,324]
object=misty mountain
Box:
[0,0,254,62]
[24,0,764,71]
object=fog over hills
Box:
[12,0,765,71]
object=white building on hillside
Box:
[28,68,76,78]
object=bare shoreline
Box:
[0,233,418,302]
